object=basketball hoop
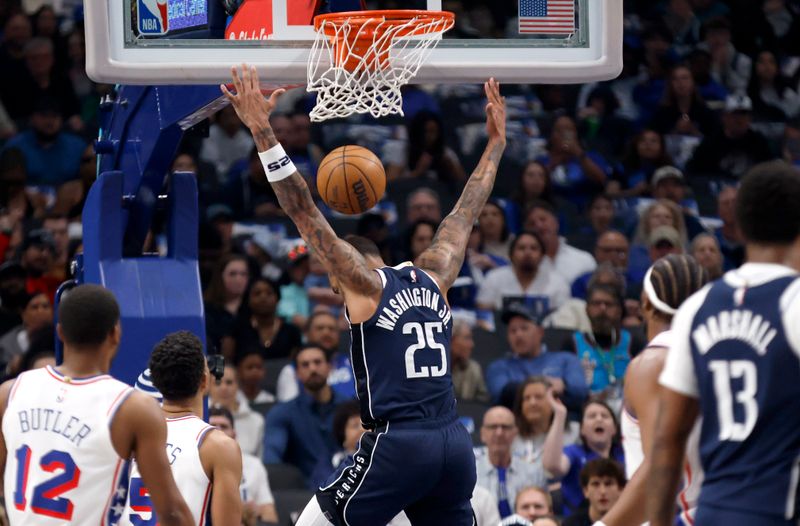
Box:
[307,10,454,122]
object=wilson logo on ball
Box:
[352,180,370,211]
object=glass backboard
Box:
[84,0,622,85]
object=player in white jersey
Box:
[0,284,194,526]
[120,331,242,526]
[599,255,709,526]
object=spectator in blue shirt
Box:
[542,397,624,517]
[486,303,588,411]
[4,97,85,187]
[537,115,611,208]
[263,344,348,480]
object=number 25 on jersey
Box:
[404,321,448,379]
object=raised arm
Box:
[416,79,506,291]
[222,65,381,298]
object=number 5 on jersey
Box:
[404,321,448,379]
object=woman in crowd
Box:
[384,110,466,183]
[478,200,514,262]
[512,377,579,467]
[204,253,250,352]
[406,219,437,263]
[747,49,800,122]
[538,115,611,207]
[649,64,718,138]
[614,128,673,197]
[542,396,624,516]
[223,276,302,361]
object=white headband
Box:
[643,266,677,316]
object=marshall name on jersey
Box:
[660,263,800,520]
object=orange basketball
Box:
[317,145,386,215]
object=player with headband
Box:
[596,255,709,526]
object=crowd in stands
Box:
[0,0,799,523]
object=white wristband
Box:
[258,143,296,182]
[592,522,608,526]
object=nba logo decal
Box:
[138,0,169,34]
[411,270,417,283]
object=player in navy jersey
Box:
[224,65,507,525]
[647,161,800,526]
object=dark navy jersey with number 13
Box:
[349,263,456,427]
[661,264,800,521]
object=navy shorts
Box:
[316,413,477,526]
[694,505,796,526]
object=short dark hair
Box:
[233,346,264,367]
[149,331,205,401]
[306,310,337,331]
[586,282,624,310]
[58,284,120,348]
[525,199,557,219]
[332,400,361,447]
[209,405,234,427]
[735,162,800,245]
[579,457,626,489]
[509,230,546,259]
[344,235,382,259]
[293,344,330,367]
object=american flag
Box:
[519,0,575,35]
[106,460,131,526]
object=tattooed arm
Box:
[646,388,699,526]
[222,65,381,298]
[416,78,506,292]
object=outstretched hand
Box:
[484,77,506,144]
[220,64,285,132]
[546,386,567,416]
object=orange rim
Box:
[314,9,454,37]
[313,10,454,72]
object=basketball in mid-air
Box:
[317,145,386,215]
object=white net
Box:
[307,11,454,122]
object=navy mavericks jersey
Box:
[349,263,456,427]
[660,263,800,519]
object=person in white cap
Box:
[687,93,774,178]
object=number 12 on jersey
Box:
[13,445,81,520]
[404,321,448,379]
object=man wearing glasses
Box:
[475,406,547,521]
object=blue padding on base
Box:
[81,170,204,386]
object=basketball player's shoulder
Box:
[0,376,17,414]
[199,427,242,477]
